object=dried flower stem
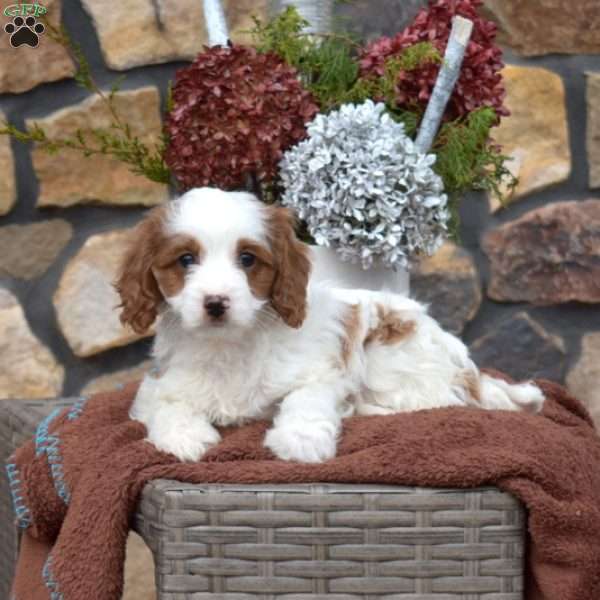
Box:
[415,16,474,153]
[203,0,229,46]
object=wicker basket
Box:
[135,480,525,599]
[1,399,526,599]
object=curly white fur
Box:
[125,188,545,463]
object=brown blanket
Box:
[7,378,600,600]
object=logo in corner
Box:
[3,3,47,48]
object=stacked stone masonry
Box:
[1,2,600,597]
[0,0,598,421]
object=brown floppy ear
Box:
[267,206,312,328]
[114,208,165,334]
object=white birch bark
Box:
[415,16,474,153]
[203,0,229,47]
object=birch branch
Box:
[415,16,474,154]
[203,0,229,46]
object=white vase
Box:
[310,245,410,295]
[270,0,409,296]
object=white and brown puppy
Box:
[116,187,544,463]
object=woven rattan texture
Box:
[0,398,76,600]
[135,480,526,599]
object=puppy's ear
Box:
[267,207,311,328]
[114,208,165,334]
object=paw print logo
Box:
[4,15,45,48]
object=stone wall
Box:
[1,1,599,598]
[1,0,599,414]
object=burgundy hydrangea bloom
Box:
[165,45,319,191]
[360,0,508,121]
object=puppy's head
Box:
[115,188,311,334]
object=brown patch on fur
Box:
[365,304,416,346]
[340,304,362,365]
[457,370,482,406]
[236,238,276,300]
[115,206,167,334]
[115,207,201,335]
[265,207,312,328]
[152,235,202,297]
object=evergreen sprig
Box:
[250,8,441,119]
[250,7,515,221]
[0,120,171,184]
[250,7,360,110]
[342,42,441,129]
[1,5,517,221]
[0,20,170,184]
[432,107,517,233]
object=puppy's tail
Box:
[478,374,545,413]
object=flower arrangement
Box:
[1,0,516,270]
[164,44,319,191]
[280,101,449,269]
[360,0,508,121]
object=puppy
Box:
[115,187,544,463]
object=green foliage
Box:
[432,107,518,234]
[390,110,420,138]
[43,21,94,91]
[250,8,512,228]
[0,121,170,184]
[251,6,311,64]
[109,75,126,101]
[391,42,443,73]
[0,19,171,185]
[306,38,360,109]
[0,6,516,226]
[342,43,441,110]
[250,7,441,114]
[250,7,360,110]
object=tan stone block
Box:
[0,110,16,216]
[567,333,600,430]
[0,0,75,94]
[483,200,600,305]
[485,0,600,56]
[0,220,72,279]
[123,532,156,600]
[81,0,267,70]
[586,73,600,189]
[53,228,154,358]
[82,361,152,396]
[490,66,571,210]
[27,87,168,208]
[0,288,64,398]
[226,0,268,46]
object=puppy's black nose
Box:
[204,295,229,318]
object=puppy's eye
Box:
[239,252,256,268]
[178,253,196,268]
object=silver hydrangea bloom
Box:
[279,100,449,270]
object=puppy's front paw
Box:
[147,417,221,462]
[513,382,546,414]
[265,419,338,463]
